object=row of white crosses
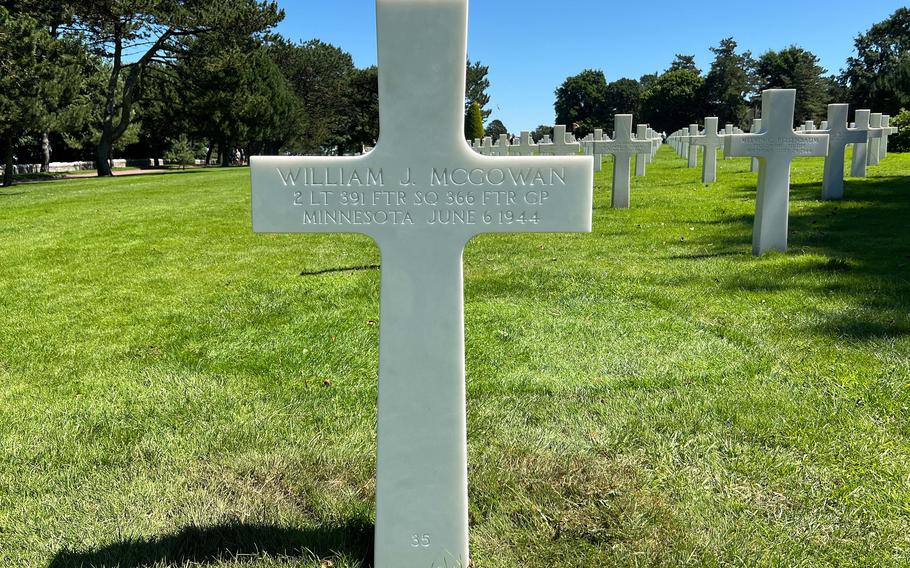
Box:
[470,125,579,157]
[666,90,901,256]
[726,91,901,255]
[470,119,662,210]
[588,115,655,208]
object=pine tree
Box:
[464,101,484,141]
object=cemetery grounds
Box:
[0,148,908,567]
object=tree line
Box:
[1,2,906,187]
[548,9,908,143]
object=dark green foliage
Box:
[890,108,910,152]
[605,78,642,120]
[68,0,283,175]
[178,35,300,165]
[346,66,379,153]
[531,124,553,142]
[465,101,484,141]
[554,69,612,136]
[0,6,85,185]
[466,59,492,121]
[269,38,354,155]
[640,67,705,133]
[702,38,754,127]
[669,54,699,72]
[164,135,197,169]
[755,46,828,124]
[842,8,910,116]
[484,119,508,139]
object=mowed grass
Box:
[0,147,908,567]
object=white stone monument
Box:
[250,2,594,566]
[509,130,537,156]
[690,117,723,184]
[723,123,734,159]
[850,109,882,178]
[490,133,510,157]
[867,113,883,166]
[724,89,828,255]
[538,125,580,156]
[815,104,868,200]
[749,118,762,173]
[592,128,605,172]
[880,114,891,159]
[635,124,649,177]
[591,114,652,208]
[686,124,699,168]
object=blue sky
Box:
[275,0,905,133]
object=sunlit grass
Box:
[0,149,908,567]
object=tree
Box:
[484,119,507,139]
[604,78,642,119]
[69,0,282,176]
[2,0,79,171]
[890,108,910,152]
[639,73,659,91]
[464,101,484,141]
[554,69,611,136]
[669,54,699,72]
[640,67,705,133]
[465,59,491,121]
[165,134,196,168]
[271,38,355,155]
[755,46,828,124]
[703,38,754,127]
[531,125,553,143]
[179,36,300,165]
[842,8,910,116]
[0,7,85,186]
[346,66,379,153]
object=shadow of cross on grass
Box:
[47,521,374,568]
[676,171,910,341]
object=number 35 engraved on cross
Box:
[410,533,431,548]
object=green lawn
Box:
[1,149,908,567]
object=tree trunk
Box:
[41,131,51,173]
[96,138,113,177]
[205,140,214,166]
[3,137,14,187]
[221,142,232,167]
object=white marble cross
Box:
[509,131,537,156]
[723,123,734,159]
[724,89,828,255]
[687,124,699,168]
[867,113,884,166]
[690,117,723,184]
[538,125,580,156]
[880,114,892,160]
[480,136,493,156]
[635,124,649,177]
[749,118,762,173]
[647,127,659,163]
[814,104,868,200]
[250,1,593,566]
[592,128,605,172]
[490,133,510,157]
[850,109,882,178]
[591,114,652,208]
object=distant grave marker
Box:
[724,89,828,255]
